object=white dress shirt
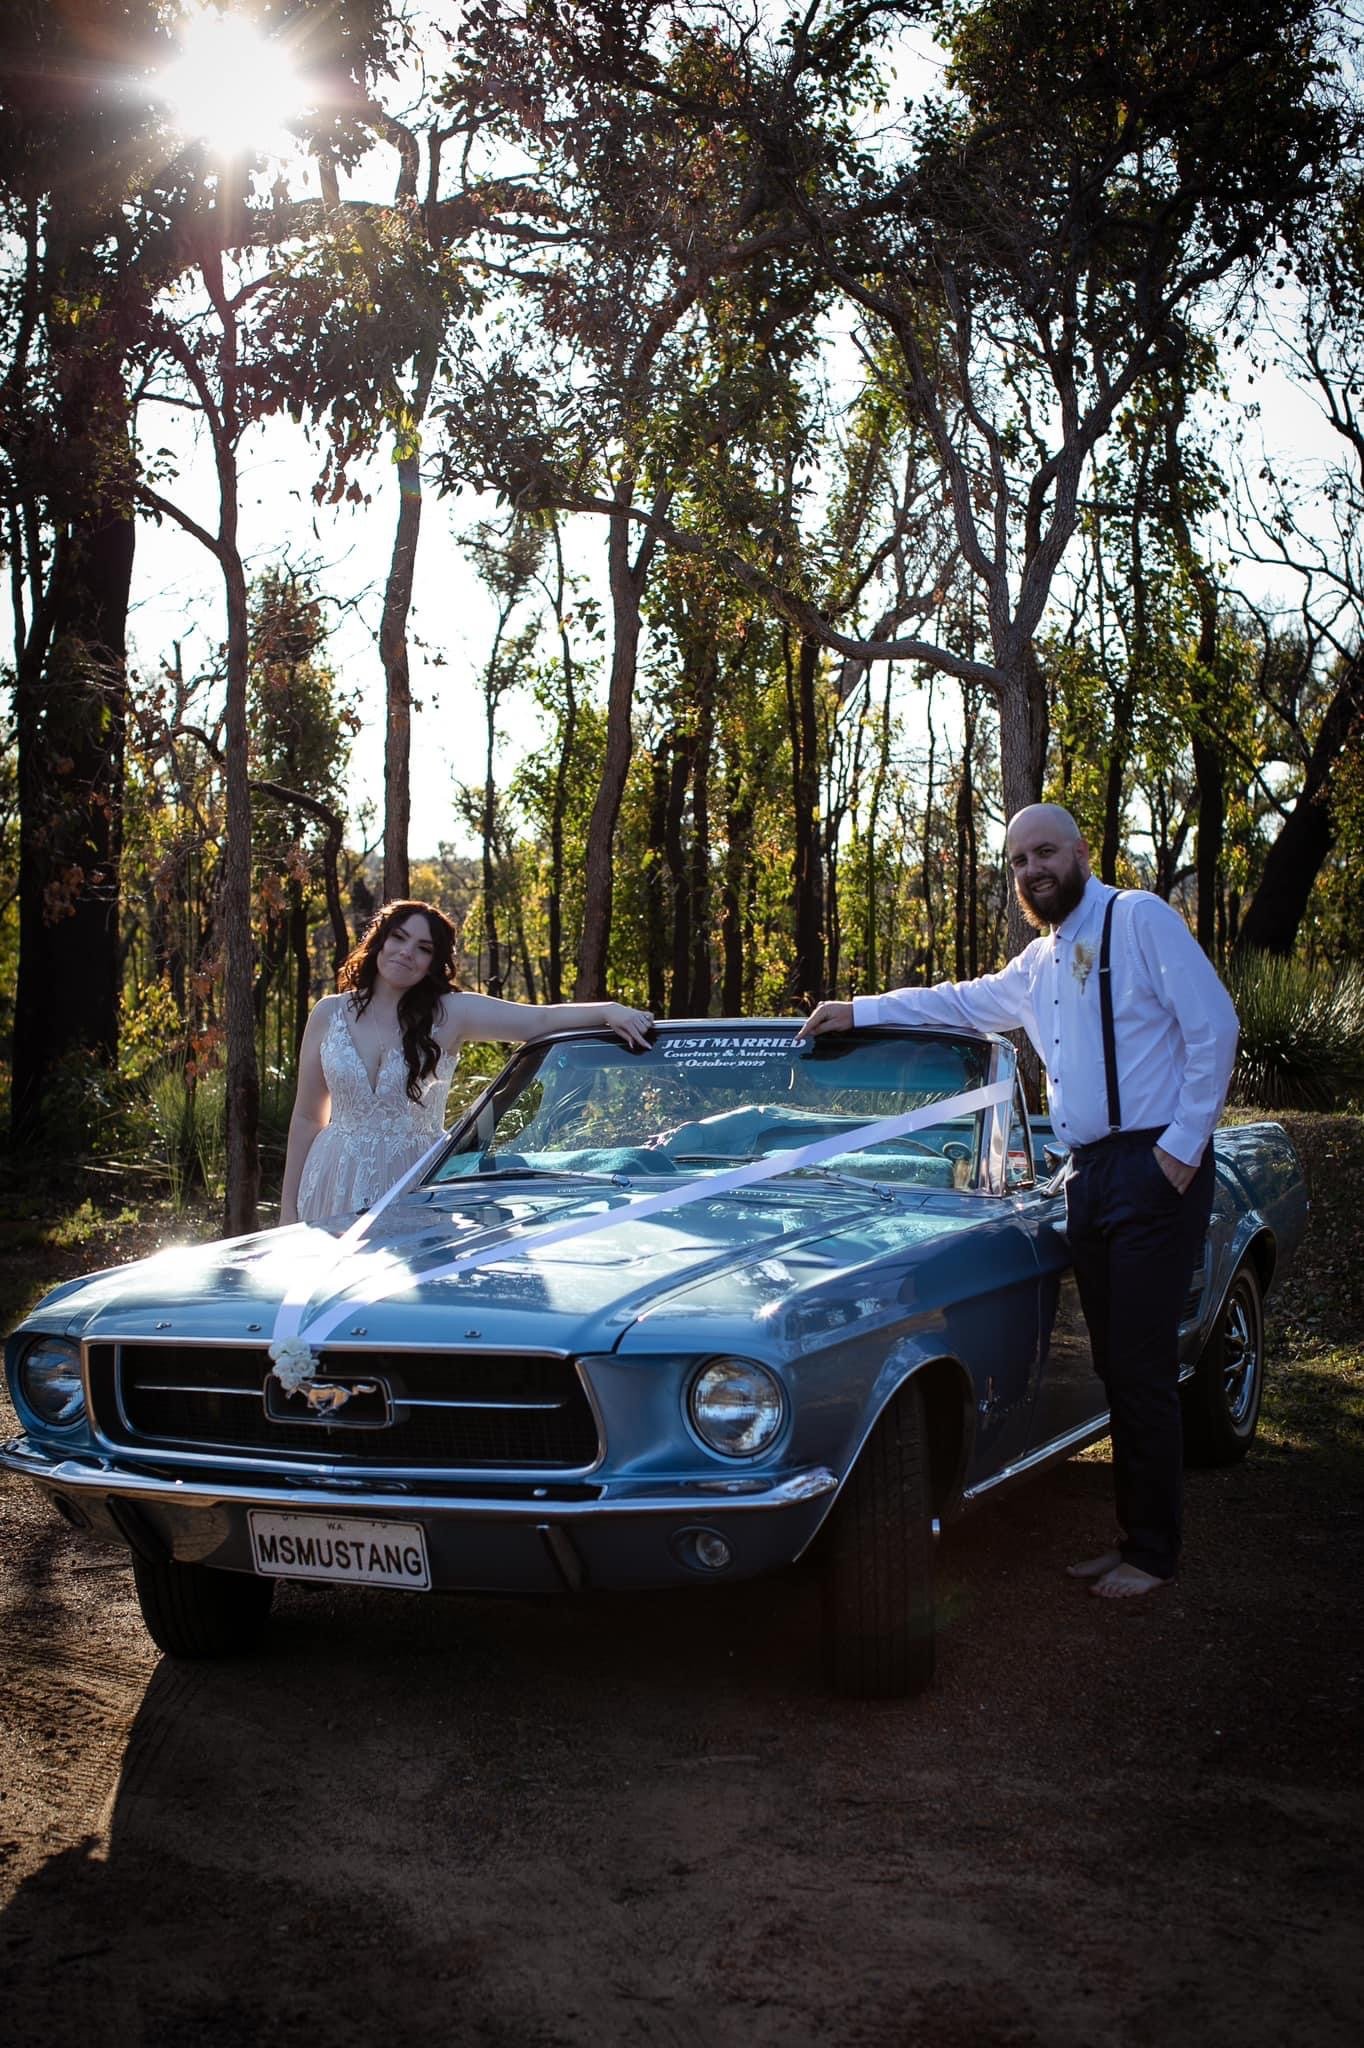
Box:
[852,878,1239,1166]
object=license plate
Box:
[248,1511,430,1590]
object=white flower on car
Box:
[268,1335,317,1394]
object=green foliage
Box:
[249,569,357,800]
[4,0,1360,1203]
[1227,952,1364,1113]
[510,684,609,986]
[146,1065,227,1211]
[10,1045,152,1162]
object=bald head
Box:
[1006,803,1084,854]
[1006,805,1091,929]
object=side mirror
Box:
[1040,1142,1070,1197]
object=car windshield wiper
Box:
[435,1160,617,1185]
[767,1164,900,1202]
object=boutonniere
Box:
[1071,941,1094,991]
[268,1334,317,1394]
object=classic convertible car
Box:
[3,1022,1306,1696]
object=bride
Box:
[280,899,653,1225]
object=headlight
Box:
[688,1357,784,1458]
[16,1336,86,1429]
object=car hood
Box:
[40,1176,985,1354]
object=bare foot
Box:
[1066,1549,1122,1581]
[1089,1562,1167,1599]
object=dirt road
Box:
[3,1111,1361,2045]
[2,1398,1359,2048]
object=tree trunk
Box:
[576,488,659,998]
[787,631,824,1006]
[544,591,578,1004]
[1235,656,1364,957]
[861,669,893,994]
[1191,724,1224,957]
[664,725,693,1017]
[644,738,669,1016]
[290,878,311,1065]
[921,682,939,982]
[1186,563,1224,959]
[222,541,260,1235]
[954,689,978,981]
[992,653,1049,1107]
[11,490,132,1140]
[688,653,715,1017]
[481,676,502,997]
[206,258,260,1238]
[720,768,753,1018]
[379,351,435,903]
[994,650,1049,959]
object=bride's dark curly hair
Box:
[337,900,460,1102]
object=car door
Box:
[1005,1105,1108,1455]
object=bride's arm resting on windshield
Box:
[440,993,653,1052]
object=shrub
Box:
[1227,952,1364,1112]
[14,1048,142,1161]
[147,1064,226,1209]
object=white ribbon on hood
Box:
[269,1078,1014,1361]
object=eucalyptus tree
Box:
[456,516,546,994]
[769,0,1341,951]
[1040,348,1262,952]
[246,567,357,1053]
[1233,164,1364,956]
[0,0,395,1187]
[263,39,505,901]
[438,0,866,997]
[516,1,1341,964]
[1,0,174,1137]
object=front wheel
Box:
[131,1555,275,1658]
[821,1379,936,1699]
[1182,1263,1265,1467]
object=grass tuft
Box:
[1227,952,1364,1112]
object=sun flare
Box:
[158,7,301,156]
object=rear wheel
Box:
[1181,1264,1264,1467]
[131,1555,275,1658]
[821,1379,935,1699]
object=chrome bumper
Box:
[2,1434,840,1592]
[0,1433,837,1519]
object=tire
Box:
[821,1378,936,1699]
[1181,1263,1265,1467]
[131,1555,275,1659]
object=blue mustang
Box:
[2,1022,1306,1697]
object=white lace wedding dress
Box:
[297,1005,458,1222]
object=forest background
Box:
[3,0,1364,1237]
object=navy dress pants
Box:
[1064,1129,1217,1580]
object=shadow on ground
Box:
[2,1433,1360,2048]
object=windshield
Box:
[432,1028,995,1192]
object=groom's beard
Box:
[1016,858,1087,931]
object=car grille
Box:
[88,1343,600,1470]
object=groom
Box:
[797,804,1239,1598]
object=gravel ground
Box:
[1,1115,1360,2047]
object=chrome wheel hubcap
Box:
[1222,1284,1260,1425]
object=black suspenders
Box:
[1098,891,1122,1133]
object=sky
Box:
[130,407,518,857]
[122,4,1347,862]
[129,320,1341,863]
